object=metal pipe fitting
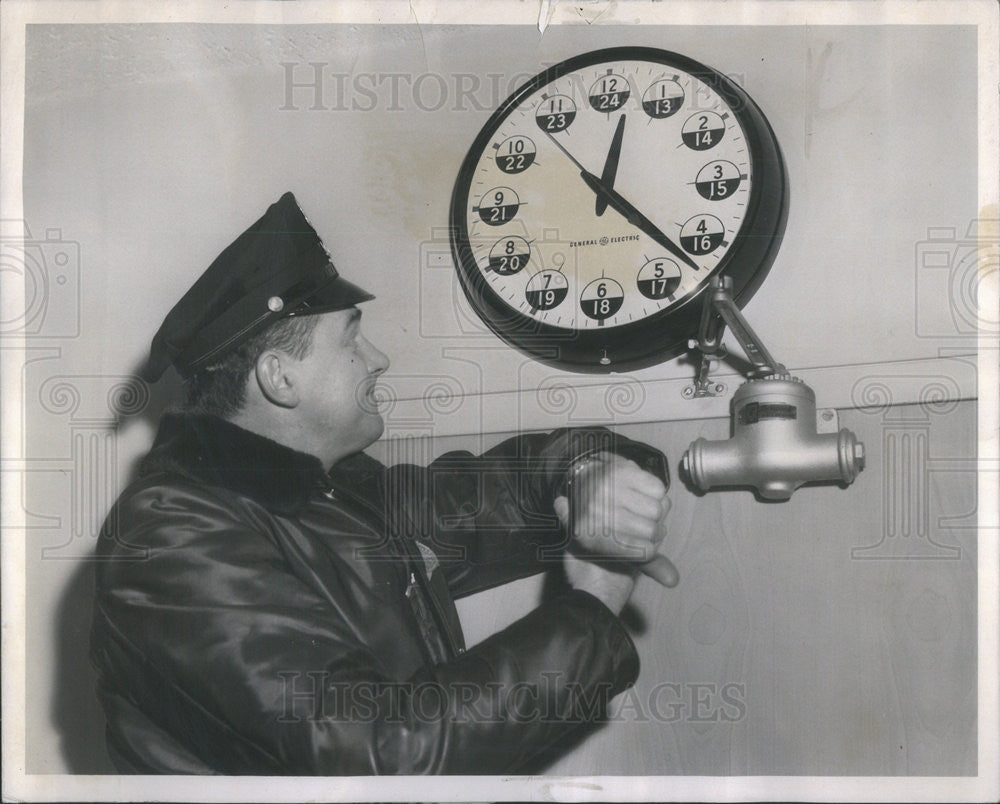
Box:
[681,375,865,500]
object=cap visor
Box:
[289,274,375,316]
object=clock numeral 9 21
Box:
[477,188,520,226]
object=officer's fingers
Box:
[577,508,658,543]
[578,533,663,563]
[652,514,670,546]
[617,487,664,520]
[605,460,667,498]
[657,494,673,522]
[581,458,667,519]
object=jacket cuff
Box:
[562,588,640,692]
[552,432,670,503]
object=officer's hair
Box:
[184,314,321,419]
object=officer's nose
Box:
[362,337,390,375]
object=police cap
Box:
[144,192,374,381]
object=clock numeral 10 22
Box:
[496,136,537,175]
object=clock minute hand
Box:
[544,130,700,271]
[595,113,626,217]
[579,171,701,272]
[544,129,591,174]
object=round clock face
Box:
[449,47,788,372]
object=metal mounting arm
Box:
[696,275,786,376]
[684,276,786,398]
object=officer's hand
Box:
[553,452,670,565]
[553,452,673,613]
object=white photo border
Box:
[2,1,997,801]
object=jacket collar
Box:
[139,411,333,516]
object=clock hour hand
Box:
[596,113,626,217]
[545,129,700,272]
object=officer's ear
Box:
[254,350,300,408]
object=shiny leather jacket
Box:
[91,413,662,774]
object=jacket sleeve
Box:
[91,482,639,775]
[384,427,669,598]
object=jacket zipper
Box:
[320,479,465,659]
[402,545,465,658]
[404,571,449,664]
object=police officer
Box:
[90,192,673,774]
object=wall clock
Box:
[449,46,788,372]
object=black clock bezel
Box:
[449,46,788,373]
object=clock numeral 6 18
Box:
[580,278,624,321]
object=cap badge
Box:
[267,296,284,312]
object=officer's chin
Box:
[363,412,386,444]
